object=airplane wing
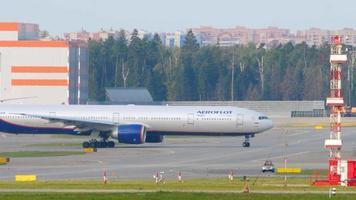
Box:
[0,96,37,103]
[13,113,117,133]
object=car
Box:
[262,160,275,173]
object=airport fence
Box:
[291,109,326,117]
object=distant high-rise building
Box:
[163,32,185,48]
[295,28,356,46]
[191,26,291,47]
[64,29,149,42]
[65,26,356,47]
[64,29,115,41]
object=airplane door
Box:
[112,113,120,123]
[236,114,243,127]
[187,113,194,125]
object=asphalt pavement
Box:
[1,126,356,180]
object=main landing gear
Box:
[82,139,115,148]
[242,135,251,147]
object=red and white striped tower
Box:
[325,35,348,185]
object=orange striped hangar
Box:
[0,41,68,48]
[11,79,68,86]
[0,22,18,31]
[11,66,69,73]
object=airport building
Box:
[0,22,88,104]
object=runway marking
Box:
[249,151,311,163]
[171,132,322,165]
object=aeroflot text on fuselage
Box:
[197,110,233,115]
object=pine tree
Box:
[177,30,199,100]
[127,29,143,87]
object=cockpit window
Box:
[258,116,269,120]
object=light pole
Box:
[345,45,356,108]
[347,47,356,107]
[284,129,288,187]
[0,52,2,99]
[231,47,235,101]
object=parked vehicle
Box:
[262,160,275,173]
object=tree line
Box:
[89,29,356,104]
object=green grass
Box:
[0,151,85,158]
[0,192,354,200]
[297,169,328,176]
[1,178,356,199]
[0,177,355,192]
[0,178,290,190]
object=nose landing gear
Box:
[242,135,251,147]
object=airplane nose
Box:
[260,119,273,131]
[254,112,273,132]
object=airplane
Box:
[0,104,273,148]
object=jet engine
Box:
[111,124,147,144]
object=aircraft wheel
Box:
[89,139,98,148]
[82,141,90,148]
[108,141,115,148]
[101,141,108,148]
[242,142,250,148]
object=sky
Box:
[1,0,356,35]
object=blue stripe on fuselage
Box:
[146,131,249,136]
[0,118,76,134]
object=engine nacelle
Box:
[112,124,147,144]
[145,133,164,143]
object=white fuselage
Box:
[0,105,273,136]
